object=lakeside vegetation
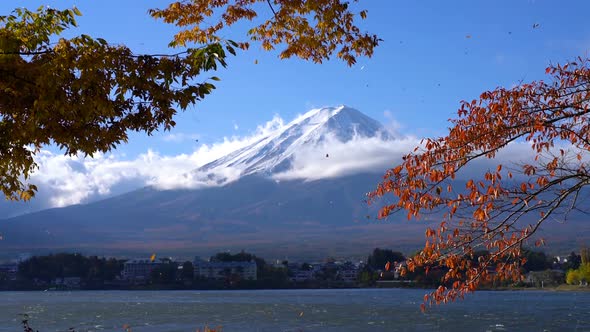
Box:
[2,247,588,291]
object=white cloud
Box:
[273,134,419,181]
[22,114,286,208]
[162,133,201,143]
[383,109,403,136]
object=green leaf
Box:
[226,45,236,56]
[72,6,82,16]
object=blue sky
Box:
[2,1,590,212]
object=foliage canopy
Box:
[149,0,379,66]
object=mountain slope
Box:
[0,174,431,259]
[0,106,413,259]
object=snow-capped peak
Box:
[193,105,393,179]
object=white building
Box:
[122,259,162,281]
[193,259,257,281]
[554,256,568,264]
[337,262,360,283]
[291,269,315,282]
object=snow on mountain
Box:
[193,106,394,180]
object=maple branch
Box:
[0,48,198,59]
[0,50,52,55]
[266,0,278,18]
[440,184,579,292]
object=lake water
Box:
[1,289,590,331]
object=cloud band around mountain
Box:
[24,111,412,210]
[6,107,567,217]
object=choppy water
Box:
[1,289,590,331]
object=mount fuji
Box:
[1,105,588,260]
[173,105,396,189]
[0,106,426,259]
[196,105,393,177]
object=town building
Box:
[337,263,359,283]
[193,258,257,281]
[290,269,315,282]
[0,263,18,281]
[525,269,565,287]
[122,259,162,281]
[287,262,318,282]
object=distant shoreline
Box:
[2,284,589,292]
[474,285,590,292]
